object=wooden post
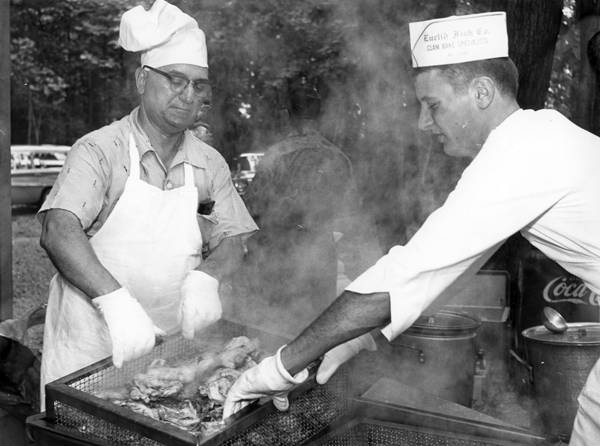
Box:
[0,0,12,320]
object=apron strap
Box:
[128,134,141,179]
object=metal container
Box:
[390,311,482,406]
[522,323,600,441]
[514,246,600,356]
[40,319,349,446]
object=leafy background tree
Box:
[571,0,600,134]
[10,0,136,144]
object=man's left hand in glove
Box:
[179,270,222,339]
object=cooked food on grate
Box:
[198,367,242,403]
[219,335,260,368]
[92,336,263,438]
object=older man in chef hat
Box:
[223,11,600,445]
[38,0,257,408]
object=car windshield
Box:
[11,145,70,170]
[238,157,252,171]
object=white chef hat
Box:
[409,12,508,68]
[118,0,208,68]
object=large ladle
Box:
[542,306,568,334]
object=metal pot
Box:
[522,323,600,440]
[386,311,482,406]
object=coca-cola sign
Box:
[543,277,600,305]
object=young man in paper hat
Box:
[223,12,600,444]
[38,0,256,408]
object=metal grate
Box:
[54,402,164,446]
[50,365,348,446]
[48,321,349,445]
[320,421,531,446]
[67,334,224,395]
[51,333,228,445]
[220,371,348,446]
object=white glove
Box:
[316,332,377,384]
[222,346,309,419]
[93,288,164,368]
[180,270,222,339]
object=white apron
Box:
[40,134,202,409]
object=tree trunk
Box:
[34,112,41,144]
[577,0,600,17]
[573,0,600,135]
[591,31,600,135]
[487,0,564,109]
[27,89,32,145]
[0,0,12,320]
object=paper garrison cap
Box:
[409,12,508,68]
[118,0,208,68]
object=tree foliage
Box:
[10,0,135,144]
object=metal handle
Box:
[472,348,487,405]
[475,348,487,375]
[393,342,426,363]
[509,349,533,384]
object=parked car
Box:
[231,152,263,195]
[10,145,70,206]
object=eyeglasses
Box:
[143,65,211,99]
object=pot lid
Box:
[522,323,600,345]
[405,310,481,337]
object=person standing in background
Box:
[236,74,382,334]
[38,0,257,408]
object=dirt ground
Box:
[9,206,55,353]
[1,206,53,446]
[11,207,55,316]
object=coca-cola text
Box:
[543,277,600,305]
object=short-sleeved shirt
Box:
[347,109,600,340]
[244,131,354,230]
[243,129,382,277]
[39,107,257,251]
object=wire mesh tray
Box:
[43,319,350,446]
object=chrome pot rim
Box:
[522,322,600,346]
[405,310,481,337]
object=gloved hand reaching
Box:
[222,346,309,419]
[180,270,222,339]
[316,332,377,384]
[93,288,164,368]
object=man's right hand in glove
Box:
[222,346,309,419]
[93,288,164,368]
[316,332,377,384]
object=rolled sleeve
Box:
[203,160,257,250]
[38,140,109,231]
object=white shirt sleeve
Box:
[347,111,568,340]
